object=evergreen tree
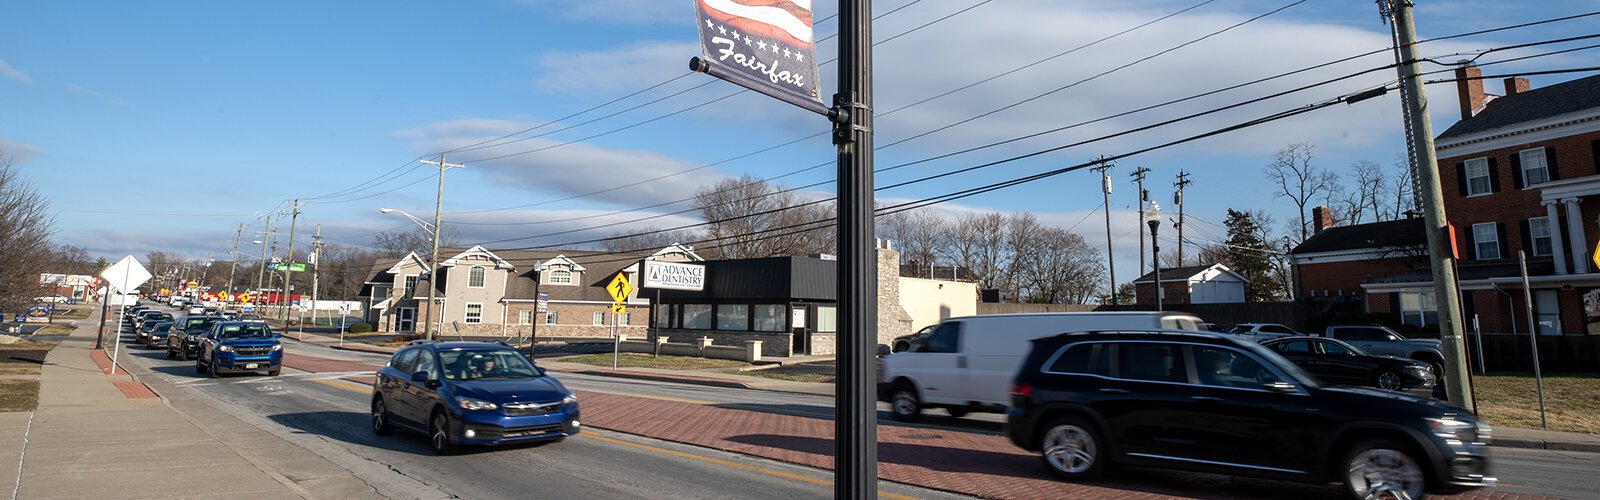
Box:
[1223,209,1277,302]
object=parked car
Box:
[134,315,173,344]
[34,296,69,304]
[1006,329,1492,500]
[890,325,935,353]
[195,321,282,377]
[1261,336,1436,394]
[144,322,174,349]
[371,341,580,455]
[187,305,206,315]
[166,315,222,361]
[1226,322,1301,342]
[1322,324,1446,376]
[1197,322,1223,332]
[877,312,1204,421]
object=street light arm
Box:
[380,208,437,235]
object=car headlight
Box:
[561,394,578,406]
[1425,416,1480,443]
[455,397,499,411]
[218,345,233,352]
[271,344,282,352]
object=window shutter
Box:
[1465,226,1477,260]
[1592,139,1600,175]
[1487,158,1501,192]
[1506,155,1521,189]
[1389,293,1401,315]
[1455,163,1468,196]
[1462,289,1476,320]
[1496,222,1509,260]
[1545,146,1560,180]
[1520,219,1531,255]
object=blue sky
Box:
[4,0,1599,280]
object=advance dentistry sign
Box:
[691,0,825,115]
[642,260,706,291]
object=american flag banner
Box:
[692,0,824,113]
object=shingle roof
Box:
[1132,265,1218,284]
[1437,74,1600,141]
[1290,218,1425,255]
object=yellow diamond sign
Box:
[606,272,632,304]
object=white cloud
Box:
[533,41,699,94]
[61,83,135,107]
[0,138,44,164]
[0,57,32,86]
[395,118,727,207]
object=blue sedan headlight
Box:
[455,396,499,411]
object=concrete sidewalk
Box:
[9,310,381,499]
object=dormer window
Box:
[548,269,573,285]
[468,266,486,288]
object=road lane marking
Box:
[313,378,372,395]
[579,434,916,500]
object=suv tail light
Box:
[1009,383,1034,397]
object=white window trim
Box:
[592,311,605,325]
[546,268,575,286]
[464,302,483,324]
[1464,157,1492,196]
[403,274,418,297]
[1519,148,1550,187]
[518,310,532,325]
[467,266,486,288]
[1529,216,1553,257]
[1472,222,1500,260]
[545,311,558,325]
[618,312,630,325]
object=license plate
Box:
[244,363,258,369]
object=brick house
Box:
[360,244,702,338]
[1289,212,1426,301]
[1131,264,1247,306]
[1359,67,1600,335]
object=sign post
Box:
[607,272,632,370]
[99,256,152,376]
[1517,251,1549,429]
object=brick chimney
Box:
[1312,206,1334,234]
[1455,63,1485,118]
[1503,77,1530,97]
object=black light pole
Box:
[833,0,877,496]
[1145,201,1163,312]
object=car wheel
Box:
[207,359,219,379]
[1038,416,1106,480]
[892,340,909,353]
[268,368,280,376]
[1375,370,1404,391]
[1343,438,1426,500]
[371,398,395,436]
[945,406,970,418]
[194,358,207,374]
[165,346,176,360]
[430,411,457,455]
[889,385,922,422]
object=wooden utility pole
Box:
[1092,158,1116,303]
[309,225,322,330]
[1174,170,1192,267]
[1381,0,1473,409]
[1130,166,1150,276]
[227,223,243,295]
[418,155,464,341]
[281,199,301,325]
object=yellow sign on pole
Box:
[612,304,627,315]
[1592,240,1600,271]
[239,293,253,304]
[606,272,632,304]
[217,291,230,302]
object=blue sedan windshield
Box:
[439,349,540,380]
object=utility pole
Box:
[281,199,301,325]
[310,225,322,331]
[1130,166,1150,276]
[1092,158,1117,304]
[419,155,464,341]
[256,214,275,294]
[832,0,877,495]
[1381,0,1473,410]
[1174,170,1192,267]
[227,223,243,295]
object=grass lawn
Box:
[0,380,39,412]
[1473,373,1600,435]
[561,353,748,371]
[54,307,91,320]
[0,363,41,376]
[33,324,74,336]
[733,369,835,384]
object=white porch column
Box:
[1564,198,1588,274]
[1546,200,1569,274]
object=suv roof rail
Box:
[407,339,436,345]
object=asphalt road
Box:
[109,319,964,500]
[108,307,1598,500]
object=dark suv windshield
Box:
[217,324,273,339]
[183,317,220,332]
[438,349,540,380]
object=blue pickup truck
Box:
[195,321,282,377]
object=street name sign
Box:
[642,260,706,291]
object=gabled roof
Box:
[536,254,586,272]
[385,252,429,274]
[1131,263,1245,284]
[1290,218,1425,255]
[1437,74,1600,140]
[439,245,515,270]
[648,243,705,262]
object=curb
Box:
[1491,437,1600,453]
[546,366,835,397]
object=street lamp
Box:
[380,207,441,340]
[1144,201,1162,312]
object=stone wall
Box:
[877,244,913,347]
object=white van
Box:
[877,311,1204,421]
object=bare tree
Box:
[947,212,1008,289]
[1334,160,1388,224]
[0,152,55,311]
[371,226,461,258]
[1265,143,1340,243]
[599,227,701,253]
[879,208,948,277]
[694,176,833,259]
[50,244,96,275]
[1000,213,1044,293]
[1388,154,1419,220]
[1015,227,1104,304]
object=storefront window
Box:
[717,304,749,330]
[753,304,786,332]
[816,306,837,333]
[683,304,712,330]
[656,305,674,328]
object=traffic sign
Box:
[217,291,230,302]
[239,293,253,304]
[612,304,627,315]
[186,281,199,289]
[606,272,632,304]
[1592,240,1600,271]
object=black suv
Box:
[1007,330,1492,500]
